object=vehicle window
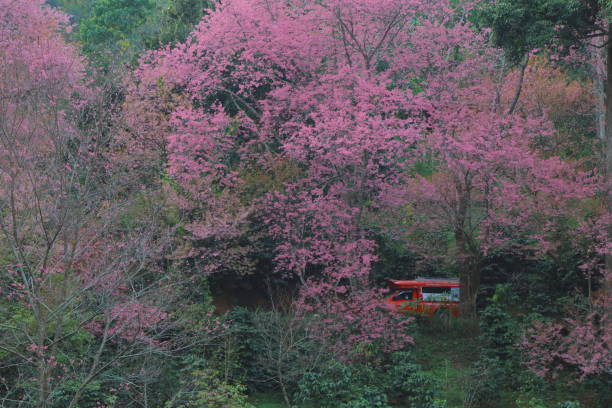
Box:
[422,287,454,301]
[392,290,413,301]
[450,287,460,301]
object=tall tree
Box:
[0,2,192,406]
[131,0,426,353]
[479,0,612,294]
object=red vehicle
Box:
[387,278,460,317]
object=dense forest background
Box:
[0,1,610,407]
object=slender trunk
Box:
[36,303,49,408]
[604,37,612,297]
[67,317,112,408]
[507,53,529,115]
[596,82,606,142]
[277,340,291,408]
[37,354,49,408]
[279,377,291,408]
[591,34,607,143]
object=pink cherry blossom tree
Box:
[396,11,602,316]
[520,212,611,383]
[0,2,202,406]
[130,0,439,355]
[522,294,611,382]
[405,104,598,315]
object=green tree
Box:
[77,0,155,62]
[51,0,212,65]
[479,0,605,62]
[145,0,213,47]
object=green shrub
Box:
[386,352,442,408]
[296,352,442,408]
[225,306,324,398]
[343,387,389,408]
[296,362,389,408]
[557,402,581,408]
[516,397,549,408]
[52,380,117,408]
[165,368,253,408]
[473,285,545,406]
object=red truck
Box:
[387,278,460,317]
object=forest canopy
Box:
[0,1,610,407]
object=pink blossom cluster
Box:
[522,296,611,381]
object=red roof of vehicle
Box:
[388,279,459,289]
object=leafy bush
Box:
[515,397,581,408]
[343,387,389,408]
[165,368,253,408]
[225,306,325,399]
[472,285,544,406]
[296,352,442,408]
[296,362,389,408]
[557,402,581,408]
[386,352,443,408]
[516,397,549,408]
[52,380,117,408]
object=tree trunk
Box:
[507,53,529,115]
[457,240,481,318]
[605,37,612,297]
[593,47,606,142]
[454,177,481,317]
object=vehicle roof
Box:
[388,279,459,288]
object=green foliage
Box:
[208,321,251,387]
[163,354,253,408]
[478,244,594,317]
[52,0,213,65]
[480,291,521,358]
[52,380,118,408]
[386,352,442,408]
[478,0,605,62]
[516,397,550,408]
[46,0,92,22]
[220,307,271,390]
[78,0,155,60]
[248,393,289,408]
[166,368,254,408]
[296,362,389,408]
[145,0,213,48]
[515,397,582,408]
[557,402,581,408]
[296,352,442,408]
[224,306,323,396]
[471,285,543,406]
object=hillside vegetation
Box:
[0,1,609,407]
